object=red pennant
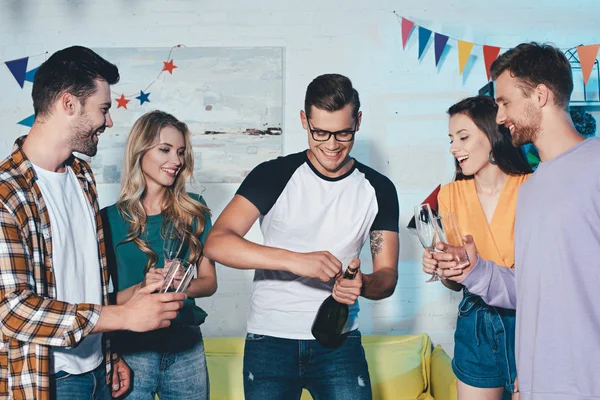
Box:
[577,44,600,86]
[401,18,415,49]
[422,184,441,212]
[483,45,501,82]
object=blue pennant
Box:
[5,57,29,88]
[17,114,35,127]
[136,90,151,105]
[24,67,39,83]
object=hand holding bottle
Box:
[332,259,362,305]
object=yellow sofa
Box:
[204,334,457,400]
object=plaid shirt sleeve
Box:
[0,201,102,348]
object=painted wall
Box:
[1,0,599,356]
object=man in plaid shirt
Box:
[0,46,187,400]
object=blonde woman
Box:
[101,110,216,400]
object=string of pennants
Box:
[4,45,184,127]
[395,13,600,85]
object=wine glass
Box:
[434,212,470,269]
[163,220,184,264]
[160,259,196,293]
[414,203,440,282]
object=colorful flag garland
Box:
[4,45,185,126]
[395,13,600,85]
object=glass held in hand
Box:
[163,221,184,263]
[160,259,195,293]
[311,264,359,348]
[414,203,441,282]
[434,212,470,269]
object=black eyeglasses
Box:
[307,119,357,142]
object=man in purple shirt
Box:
[435,42,600,400]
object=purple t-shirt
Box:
[462,137,600,400]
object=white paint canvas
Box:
[91,46,284,184]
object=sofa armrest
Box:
[430,345,457,400]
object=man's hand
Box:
[111,356,131,398]
[122,280,186,332]
[287,251,342,282]
[332,259,362,305]
[433,235,478,281]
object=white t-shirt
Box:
[237,151,399,339]
[32,164,103,374]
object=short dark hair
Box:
[32,45,119,118]
[304,74,360,119]
[490,42,573,109]
[448,96,532,180]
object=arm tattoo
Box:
[370,231,384,256]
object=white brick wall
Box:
[2,0,599,357]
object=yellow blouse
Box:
[437,174,531,268]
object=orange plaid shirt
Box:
[0,137,112,399]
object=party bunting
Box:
[135,90,151,105]
[401,17,415,49]
[577,44,600,86]
[24,67,39,83]
[407,184,441,230]
[483,45,501,81]
[418,27,432,59]
[116,94,130,109]
[17,114,35,128]
[434,33,449,67]
[458,40,474,75]
[5,57,28,88]
[162,59,177,74]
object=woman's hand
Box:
[422,248,437,276]
[140,268,166,289]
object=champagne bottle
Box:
[311,264,359,348]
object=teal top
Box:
[102,193,212,326]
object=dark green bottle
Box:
[311,265,359,348]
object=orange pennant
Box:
[458,40,474,75]
[483,45,501,81]
[577,44,600,86]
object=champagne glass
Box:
[434,212,470,269]
[163,220,184,263]
[414,203,440,282]
[160,259,196,293]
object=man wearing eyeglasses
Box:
[205,73,400,399]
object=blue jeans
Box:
[119,326,209,400]
[452,289,517,392]
[51,363,110,400]
[243,330,372,400]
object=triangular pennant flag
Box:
[17,114,35,127]
[483,45,501,81]
[5,57,29,88]
[407,184,441,230]
[418,27,432,59]
[24,67,39,83]
[401,17,415,49]
[434,33,449,66]
[577,44,600,86]
[458,40,474,75]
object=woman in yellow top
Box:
[422,96,531,399]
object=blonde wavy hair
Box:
[117,110,210,272]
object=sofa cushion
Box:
[205,334,434,400]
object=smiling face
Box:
[495,71,542,146]
[140,126,186,189]
[448,113,494,176]
[68,79,113,156]
[301,104,361,178]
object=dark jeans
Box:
[51,363,110,400]
[243,330,372,400]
